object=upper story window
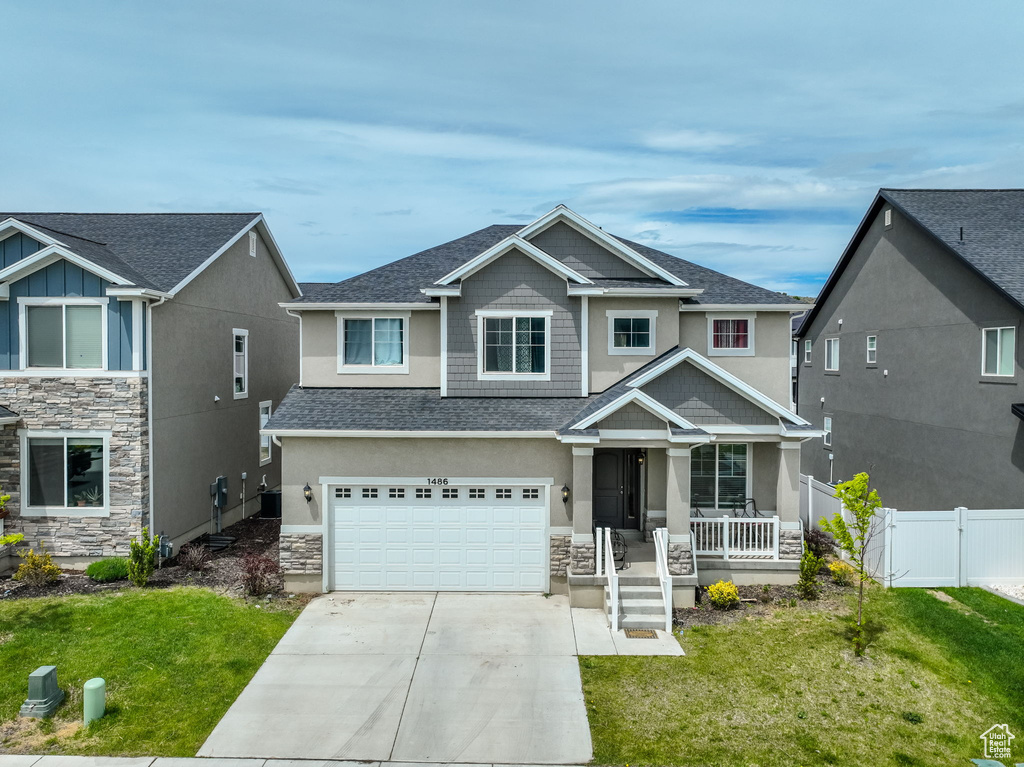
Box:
[823,416,833,447]
[476,311,550,381]
[982,326,1015,377]
[866,335,877,364]
[249,230,257,257]
[233,329,249,399]
[607,310,657,356]
[21,298,106,370]
[825,337,839,371]
[337,314,409,374]
[804,339,812,364]
[259,400,272,465]
[707,314,754,356]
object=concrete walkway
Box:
[0,757,591,767]
[199,593,593,764]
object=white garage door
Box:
[329,482,548,591]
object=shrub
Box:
[707,579,740,609]
[829,559,856,586]
[804,528,836,560]
[14,543,61,586]
[0,532,24,548]
[178,542,211,572]
[240,553,280,596]
[797,549,824,600]
[86,557,129,582]
[128,527,159,587]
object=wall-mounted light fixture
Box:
[637,453,645,466]
[561,484,570,504]
[303,483,312,503]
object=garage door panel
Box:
[330,483,547,592]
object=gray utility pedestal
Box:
[20,665,65,718]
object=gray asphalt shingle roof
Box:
[265,386,592,432]
[290,223,793,306]
[0,213,259,293]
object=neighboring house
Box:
[264,205,818,612]
[798,189,1024,509]
[0,213,300,570]
[790,309,807,411]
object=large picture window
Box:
[982,326,1015,377]
[339,316,406,372]
[23,301,105,369]
[24,433,107,512]
[478,313,549,378]
[690,443,749,510]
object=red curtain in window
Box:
[713,319,749,349]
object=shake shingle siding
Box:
[641,362,776,425]
[446,249,581,397]
[594,402,666,430]
[528,222,648,280]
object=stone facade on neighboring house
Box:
[0,377,148,558]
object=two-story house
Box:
[265,206,818,613]
[798,189,1024,510]
[0,213,300,571]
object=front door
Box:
[592,449,623,529]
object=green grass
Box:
[580,586,1024,767]
[0,587,301,755]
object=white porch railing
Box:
[691,515,781,560]
[597,527,620,631]
[652,527,672,632]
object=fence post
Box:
[807,474,814,529]
[955,507,968,587]
[883,508,893,588]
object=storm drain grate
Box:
[624,628,657,639]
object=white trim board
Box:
[435,235,593,286]
[265,429,555,439]
[0,244,131,287]
[571,388,696,430]
[319,476,556,486]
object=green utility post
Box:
[83,678,105,725]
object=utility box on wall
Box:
[210,476,228,510]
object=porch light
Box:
[637,453,645,466]
[303,483,312,503]
[561,484,570,504]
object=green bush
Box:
[829,559,856,586]
[708,579,740,609]
[14,543,61,586]
[86,557,129,582]
[797,549,824,600]
[128,527,159,587]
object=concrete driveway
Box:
[199,592,593,765]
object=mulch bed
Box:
[674,575,856,629]
[0,516,286,601]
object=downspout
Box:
[284,308,303,387]
[146,296,168,551]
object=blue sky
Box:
[2,2,1024,297]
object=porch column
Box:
[776,441,801,523]
[665,447,691,535]
[570,447,595,575]
[666,447,694,576]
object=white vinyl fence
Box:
[800,474,1024,587]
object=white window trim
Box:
[18,297,109,372]
[823,417,833,447]
[335,311,411,375]
[825,337,839,372]
[475,310,553,382]
[249,230,258,257]
[606,309,657,356]
[803,338,812,364]
[259,400,272,466]
[233,328,249,400]
[982,326,1016,378]
[19,429,111,517]
[690,442,753,511]
[706,313,755,357]
[866,335,877,364]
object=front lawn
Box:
[0,587,301,755]
[580,586,1024,767]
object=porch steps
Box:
[604,580,667,631]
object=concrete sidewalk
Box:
[0,757,590,767]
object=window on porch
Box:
[690,443,748,510]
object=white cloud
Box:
[642,129,749,152]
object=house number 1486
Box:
[426,478,449,485]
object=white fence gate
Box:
[799,475,1024,587]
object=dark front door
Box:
[592,449,623,529]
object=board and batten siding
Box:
[0,261,137,371]
[445,248,582,397]
[0,232,44,267]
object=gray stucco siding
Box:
[527,221,648,280]
[641,361,777,425]
[446,249,582,397]
[0,263,136,371]
[799,203,1024,509]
